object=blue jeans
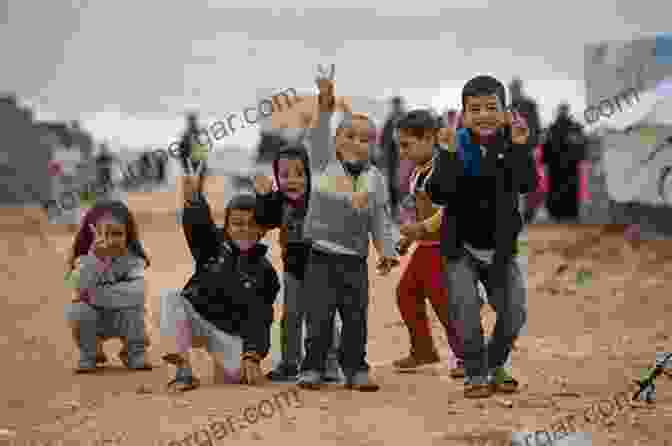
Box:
[300,248,369,378]
[443,252,527,380]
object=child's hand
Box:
[507,111,530,145]
[90,224,127,259]
[351,191,368,209]
[376,257,399,276]
[400,222,426,241]
[397,236,413,256]
[254,175,274,194]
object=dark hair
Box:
[67,200,149,271]
[395,109,438,139]
[461,75,507,111]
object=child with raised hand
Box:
[393,109,465,378]
[253,142,342,383]
[64,200,153,373]
[160,158,280,392]
[297,112,399,392]
[425,75,536,398]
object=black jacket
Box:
[426,128,537,282]
[181,195,280,358]
[255,144,312,280]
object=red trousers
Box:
[396,244,464,360]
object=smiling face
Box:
[398,129,434,164]
[336,116,371,162]
[94,216,128,253]
[463,95,505,138]
[277,157,306,198]
[226,209,264,245]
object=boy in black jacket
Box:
[425,75,537,398]
[161,162,280,392]
[254,142,341,382]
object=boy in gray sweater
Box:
[297,112,399,391]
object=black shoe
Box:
[266,363,299,382]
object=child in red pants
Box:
[394,110,465,378]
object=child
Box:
[161,162,280,391]
[393,110,465,378]
[254,142,342,382]
[298,112,399,391]
[66,204,153,366]
[64,200,153,373]
[425,75,536,398]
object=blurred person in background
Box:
[509,77,543,224]
[543,102,587,222]
[381,96,408,221]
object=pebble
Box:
[136,384,153,394]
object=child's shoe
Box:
[167,367,200,393]
[450,360,465,378]
[344,371,380,392]
[296,370,323,390]
[490,367,519,393]
[393,348,440,370]
[266,362,299,382]
[464,376,493,398]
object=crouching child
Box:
[161,161,280,391]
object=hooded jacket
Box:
[254,144,312,280]
[181,194,280,358]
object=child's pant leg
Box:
[115,306,147,368]
[334,255,370,378]
[423,246,464,361]
[396,247,434,352]
[160,289,193,353]
[301,251,340,374]
[327,311,341,362]
[69,303,100,368]
[283,272,305,368]
[481,259,527,373]
[442,254,487,379]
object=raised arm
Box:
[179,165,219,264]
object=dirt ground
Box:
[1,196,671,445]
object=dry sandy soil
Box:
[1,191,671,445]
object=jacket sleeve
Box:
[181,192,219,264]
[510,143,538,194]
[78,255,145,308]
[241,264,280,358]
[425,149,462,205]
[254,191,285,229]
[368,172,397,258]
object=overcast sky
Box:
[0,0,668,150]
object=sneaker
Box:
[464,376,493,399]
[297,370,323,390]
[450,360,465,378]
[344,371,380,392]
[393,351,440,370]
[491,367,519,393]
[266,363,299,382]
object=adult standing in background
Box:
[543,103,587,222]
[509,77,543,223]
[381,96,408,221]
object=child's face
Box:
[336,117,371,162]
[227,209,264,244]
[277,158,306,198]
[398,129,434,164]
[463,95,505,136]
[94,219,128,252]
